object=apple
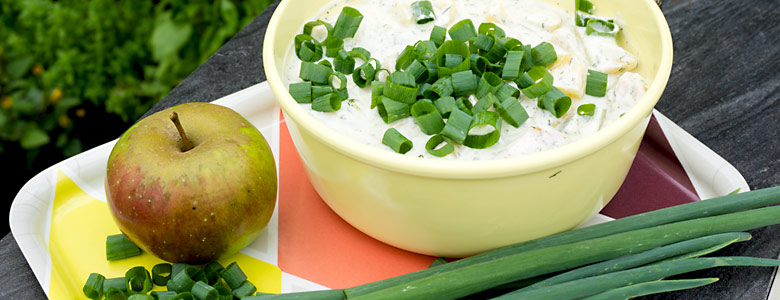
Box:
[105,102,277,263]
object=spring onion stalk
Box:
[452,70,477,97]
[311,93,342,112]
[83,273,105,300]
[481,38,508,63]
[540,88,571,118]
[579,278,719,300]
[384,72,419,104]
[343,187,780,298]
[463,111,502,149]
[575,11,613,27]
[448,19,477,41]
[382,128,413,154]
[411,99,445,134]
[151,291,179,300]
[518,66,553,98]
[299,62,332,85]
[521,232,751,291]
[497,256,780,300]
[220,262,249,290]
[244,289,346,300]
[106,234,142,261]
[430,257,449,268]
[495,97,529,128]
[531,42,557,67]
[577,104,596,116]
[411,1,435,24]
[425,135,454,157]
[586,19,620,37]
[430,25,447,47]
[349,47,371,61]
[203,262,225,285]
[433,96,457,118]
[151,263,172,286]
[440,109,473,144]
[126,266,153,294]
[332,7,363,39]
[471,34,494,52]
[232,280,258,299]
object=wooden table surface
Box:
[2,0,778,299]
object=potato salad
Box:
[284,0,647,160]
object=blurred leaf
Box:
[150,12,192,61]
[20,124,49,149]
[63,138,82,157]
[6,55,34,78]
[0,110,7,128]
[15,87,44,115]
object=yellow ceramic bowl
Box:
[264,0,673,257]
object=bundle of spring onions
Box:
[241,186,780,300]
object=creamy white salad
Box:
[284,0,647,160]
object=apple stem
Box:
[169,111,194,152]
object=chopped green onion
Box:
[464,111,502,149]
[384,72,419,104]
[311,93,342,112]
[382,128,413,154]
[575,0,595,13]
[203,262,224,286]
[334,49,356,74]
[219,262,248,290]
[323,36,344,58]
[481,37,507,63]
[371,80,385,108]
[353,60,378,88]
[471,34,494,52]
[424,76,454,99]
[586,69,608,97]
[540,87,572,118]
[232,281,258,299]
[478,22,505,37]
[317,59,333,69]
[577,104,596,116]
[415,40,438,61]
[332,7,363,39]
[425,134,455,157]
[418,83,432,98]
[395,45,418,71]
[444,54,464,68]
[495,82,520,99]
[288,81,312,103]
[586,19,620,37]
[411,99,445,134]
[168,292,194,300]
[452,70,477,97]
[411,1,435,24]
[299,61,332,85]
[349,47,371,61]
[127,294,154,300]
[518,66,554,98]
[473,93,496,114]
[329,72,348,92]
[191,281,218,300]
[434,96,457,118]
[430,25,447,47]
[377,96,411,123]
[502,50,525,80]
[531,42,557,67]
[456,96,474,115]
[104,287,127,300]
[294,34,323,62]
[151,291,179,300]
[106,234,142,261]
[435,40,471,77]
[441,109,473,144]
[83,273,105,300]
[405,60,430,83]
[520,44,535,71]
[495,97,529,128]
[311,85,333,99]
[126,266,153,294]
[424,61,439,83]
[501,37,522,51]
[103,277,127,294]
[575,11,613,27]
[215,285,233,300]
[448,19,478,42]
[470,54,491,76]
[151,263,172,286]
[303,19,332,37]
[475,72,502,99]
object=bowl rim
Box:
[263,0,673,179]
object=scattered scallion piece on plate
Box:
[425,134,454,157]
[586,19,620,37]
[382,128,413,154]
[83,273,105,300]
[152,263,173,286]
[106,233,142,261]
[577,103,596,116]
[585,69,608,97]
[411,1,435,24]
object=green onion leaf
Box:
[332,7,363,39]
[300,61,332,85]
[382,128,413,154]
[448,19,478,42]
[518,66,554,98]
[475,72,502,99]
[377,96,411,123]
[452,70,477,97]
[83,273,105,300]
[411,1,436,24]
[311,93,342,112]
[495,97,529,128]
[329,72,348,91]
[464,111,502,149]
[289,81,312,103]
[580,278,719,300]
[434,96,457,118]
[577,104,596,116]
[106,234,142,261]
[294,34,324,62]
[586,69,608,97]
[586,19,620,37]
[125,266,153,294]
[151,263,172,286]
[502,50,525,80]
[531,42,557,67]
[334,49,356,74]
[430,25,447,47]
[441,109,473,144]
[425,134,455,157]
[411,99,445,134]
[540,87,572,118]
[424,76,454,99]
[435,40,471,77]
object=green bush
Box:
[0,0,272,162]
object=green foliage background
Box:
[0,0,272,165]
